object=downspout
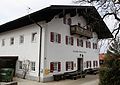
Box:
[28,16,42,82]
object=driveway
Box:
[14,75,99,85]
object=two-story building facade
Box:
[0,5,112,82]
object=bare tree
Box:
[22,59,30,79]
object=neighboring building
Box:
[0,5,112,82]
[99,53,106,65]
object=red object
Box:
[58,34,61,43]
[50,62,54,72]
[66,36,68,45]
[50,32,54,42]
[58,62,61,72]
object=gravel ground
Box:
[13,75,99,85]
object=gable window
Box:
[20,35,24,44]
[10,37,14,45]
[66,61,74,71]
[66,36,74,45]
[50,62,61,72]
[32,32,37,42]
[19,61,22,69]
[50,32,61,43]
[77,39,83,47]
[1,39,5,46]
[86,61,91,68]
[31,62,35,71]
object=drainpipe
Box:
[28,16,42,82]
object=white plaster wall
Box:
[0,24,41,77]
[44,14,99,77]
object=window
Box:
[19,61,22,69]
[66,36,74,45]
[10,37,14,45]
[93,43,97,49]
[31,62,35,71]
[32,32,37,42]
[66,61,74,71]
[86,41,91,48]
[1,39,5,46]
[20,35,24,44]
[50,62,61,72]
[86,61,91,68]
[77,39,83,47]
[93,61,98,67]
[50,32,61,43]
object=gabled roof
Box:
[0,5,113,39]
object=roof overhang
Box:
[0,5,113,39]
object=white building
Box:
[0,5,112,82]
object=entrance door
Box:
[77,58,83,71]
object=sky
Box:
[0,0,74,25]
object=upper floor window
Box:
[1,39,5,46]
[31,62,35,71]
[86,41,91,48]
[77,39,83,47]
[19,35,24,44]
[50,62,61,72]
[10,37,14,45]
[66,36,74,45]
[50,32,61,43]
[31,32,37,42]
[93,43,97,49]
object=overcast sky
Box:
[0,0,74,25]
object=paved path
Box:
[14,75,99,85]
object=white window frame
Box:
[19,35,24,44]
[67,61,73,70]
[53,62,59,72]
[19,61,22,69]
[10,37,14,45]
[31,62,35,71]
[31,32,37,42]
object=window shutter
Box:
[58,34,61,43]
[66,36,68,45]
[89,42,91,48]
[50,62,54,72]
[58,62,61,72]
[90,61,91,67]
[71,37,74,45]
[66,62,68,71]
[77,39,79,46]
[96,61,98,67]
[50,32,54,42]
[93,61,95,67]
[86,41,88,48]
[71,62,74,70]
[93,43,94,49]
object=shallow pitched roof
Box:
[0,5,113,39]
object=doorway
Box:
[77,58,83,71]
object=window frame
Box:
[19,61,22,69]
[10,37,14,45]
[31,62,35,71]
[31,32,37,42]
[1,39,5,46]
[19,35,24,44]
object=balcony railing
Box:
[70,25,92,38]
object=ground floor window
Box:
[19,61,22,69]
[66,61,74,71]
[31,62,35,71]
[86,61,91,68]
[50,62,61,72]
[93,61,98,67]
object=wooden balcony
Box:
[70,25,92,38]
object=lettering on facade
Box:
[73,50,87,53]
